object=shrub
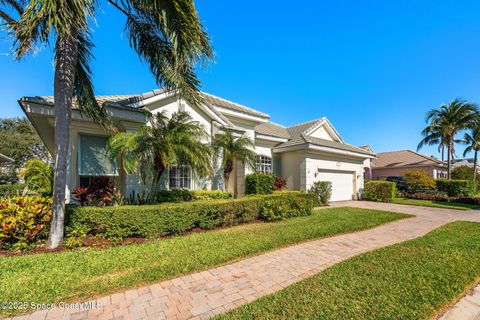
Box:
[66,192,317,240]
[364,181,396,202]
[436,179,477,197]
[308,181,332,205]
[0,183,25,197]
[72,177,115,206]
[156,189,232,203]
[245,173,275,195]
[273,177,287,191]
[19,159,53,194]
[407,192,448,202]
[403,169,436,193]
[451,165,474,180]
[0,195,52,250]
[192,190,232,200]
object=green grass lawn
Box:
[0,207,408,316]
[391,197,480,210]
[216,221,480,320]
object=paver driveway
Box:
[7,202,480,320]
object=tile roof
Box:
[200,92,270,118]
[373,150,445,168]
[22,89,270,119]
[271,119,374,155]
[255,122,290,139]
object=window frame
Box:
[168,164,193,189]
[256,155,273,174]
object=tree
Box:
[418,99,478,179]
[212,130,257,194]
[403,169,437,193]
[462,123,480,180]
[0,117,50,166]
[451,165,475,180]
[107,111,211,201]
[1,0,212,249]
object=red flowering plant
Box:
[273,176,287,191]
[72,177,115,206]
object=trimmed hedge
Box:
[246,173,275,195]
[407,192,480,205]
[0,183,25,197]
[66,192,318,239]
[436,179,477,197]
[364,181,396,202]
[156,189,232,203]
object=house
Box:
[371,150,447,180]
[452,158,479,170]
[19,90,375,202]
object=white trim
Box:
[255,134,289,143]
[214,106,269,123]
[273,143,374,159]
[126,91,174,108]
[303,118,344,143]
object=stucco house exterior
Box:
[371,150,447,180]
[19,90,374,202]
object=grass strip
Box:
[217,221,480,320]
[0,207,408,316]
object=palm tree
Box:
[418,99,478,179]
[1,0,212,248]
[212,130,257,195]
[463,122,480,180]
[107,111,211,200]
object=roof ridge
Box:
[200,92,270,118]
[288,117,324,129]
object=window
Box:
[169,164,191,189]
[78,134,118,188]
[256,156,272,174]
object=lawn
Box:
[0,207,408,316]
[391,197,480,210]
[216,221,480,320]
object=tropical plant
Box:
[462,123,480,180]
[403,169,436,193]
[212,130,257,194]
[19,159,53,193]
[0,0,213,249]
[451,165,475,180]
[108,111,211,200]
[418,99,478,179]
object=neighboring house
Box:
[0,153,14,178]
[371,150,447,180]
[19,90,374,202]
[452,158,479,170]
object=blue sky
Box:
[1,0,480,158]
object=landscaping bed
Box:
[0,207,408,316]
[216,221,480,320]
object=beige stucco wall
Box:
[280,151,305,190]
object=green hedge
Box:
[66,192,318,239]
[0,183,25,197]
[156,189,232,203]
[364,181,396,202]
[246,173,275,195]
[436,179,477,197]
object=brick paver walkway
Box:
[6,202,480,320]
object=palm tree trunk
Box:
[447,141,452,180]
[48,33,78,249]
[474,151,478,181]
[223,159,233,193]
[441,145,445,162]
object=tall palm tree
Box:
[107,111,211,199]
[212,130,257,195]
[1,0,212,248]
[463,122,480,181]
[418,99,478,179]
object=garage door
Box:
[314,171,354,201]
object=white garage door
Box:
[315,171,354,201]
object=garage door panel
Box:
[315,171,354,201]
